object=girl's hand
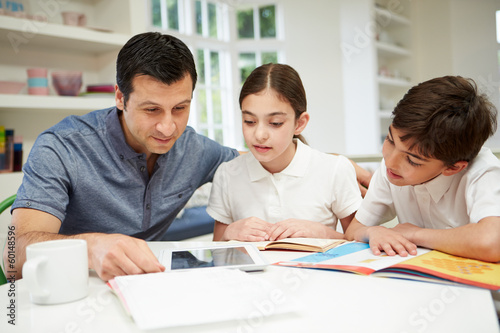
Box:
[268,219,344,241]
[221,217,274,241]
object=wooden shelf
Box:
[0,15,129,54]
[0,94,115,111]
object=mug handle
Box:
[23,256,50,298]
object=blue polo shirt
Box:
[13,107,238,240]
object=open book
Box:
[276,242,500,290]
[251,238,347,252]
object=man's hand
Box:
[88,233,165,281]
[268,219,343,241]
[219,217,274,241]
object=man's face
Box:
[115,74,193,159]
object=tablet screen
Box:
[171,246,255,270]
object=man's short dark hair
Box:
[116,32,197,106]
[392,76,497,166]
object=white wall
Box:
[281,0,347,154]
[282,0,500,154]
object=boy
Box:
[345,76,500,262]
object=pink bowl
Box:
[0,81,26,94]
[52,71,82,96]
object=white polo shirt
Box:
[207,140,362,229]
[356,147,500,229]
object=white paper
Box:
[112,268,298,330]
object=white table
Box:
[1,241,499,333]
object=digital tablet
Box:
[158,244,269,272]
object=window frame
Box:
[145,0,284,150]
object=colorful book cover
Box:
[276,243,500,291]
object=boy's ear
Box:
[443,161,468,176]
[115,84,125,110]
[295,112,310,135]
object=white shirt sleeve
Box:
[206,162,234,224]
[331,155,363,219]
[354,160,396,226]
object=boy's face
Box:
[115,74,192,160]
[382,125,450,186]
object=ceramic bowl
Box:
[61,11,86,26]
[52,71,82,96]
[0,81,26,94]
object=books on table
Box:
[276,242,500,291]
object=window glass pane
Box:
[151,0,162,27]
[197,49,205,84]
[198,89,207,123]
[167,0,179,30]
[212,89,222,123]
[195,0,203,35]
[239,53,256,83]
[208,3,218,38]
[201,129,209,137]
[262,52,278,64]
[214,129,223,144]
[237,8,254,39]
[259,5,276,38]
[210,51,220,85]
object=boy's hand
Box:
[366,226,418,257]
[392,222,421,243]
[222,217,274,242]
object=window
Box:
[146,1,283,149]
[237,4,276,39]
[236,4,283,83]
[151,0,181,31]
[195,48,232,145]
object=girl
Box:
[207,63,362,242]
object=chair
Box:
[0,194,16,285]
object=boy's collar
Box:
[414,171,458,203]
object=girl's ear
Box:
[442,161,468,176]
[295,112,310,135]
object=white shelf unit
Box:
[0,0,147,197]
[374,0,414,145]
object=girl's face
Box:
[241,89,308,174]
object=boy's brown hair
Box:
[392,76,498,166]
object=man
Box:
[4,32,371,281]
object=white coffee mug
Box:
[23,239,89,305]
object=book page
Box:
[109,269,299,330]
[277,243,430,275]
[386,250,500,290]
[250,238,346,251]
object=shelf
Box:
[378,110,393,118]
[376,41,410,57]
[377,76,412,87]
[0,15,130,54]
[374,7,411,26]
[0,94,115,111]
